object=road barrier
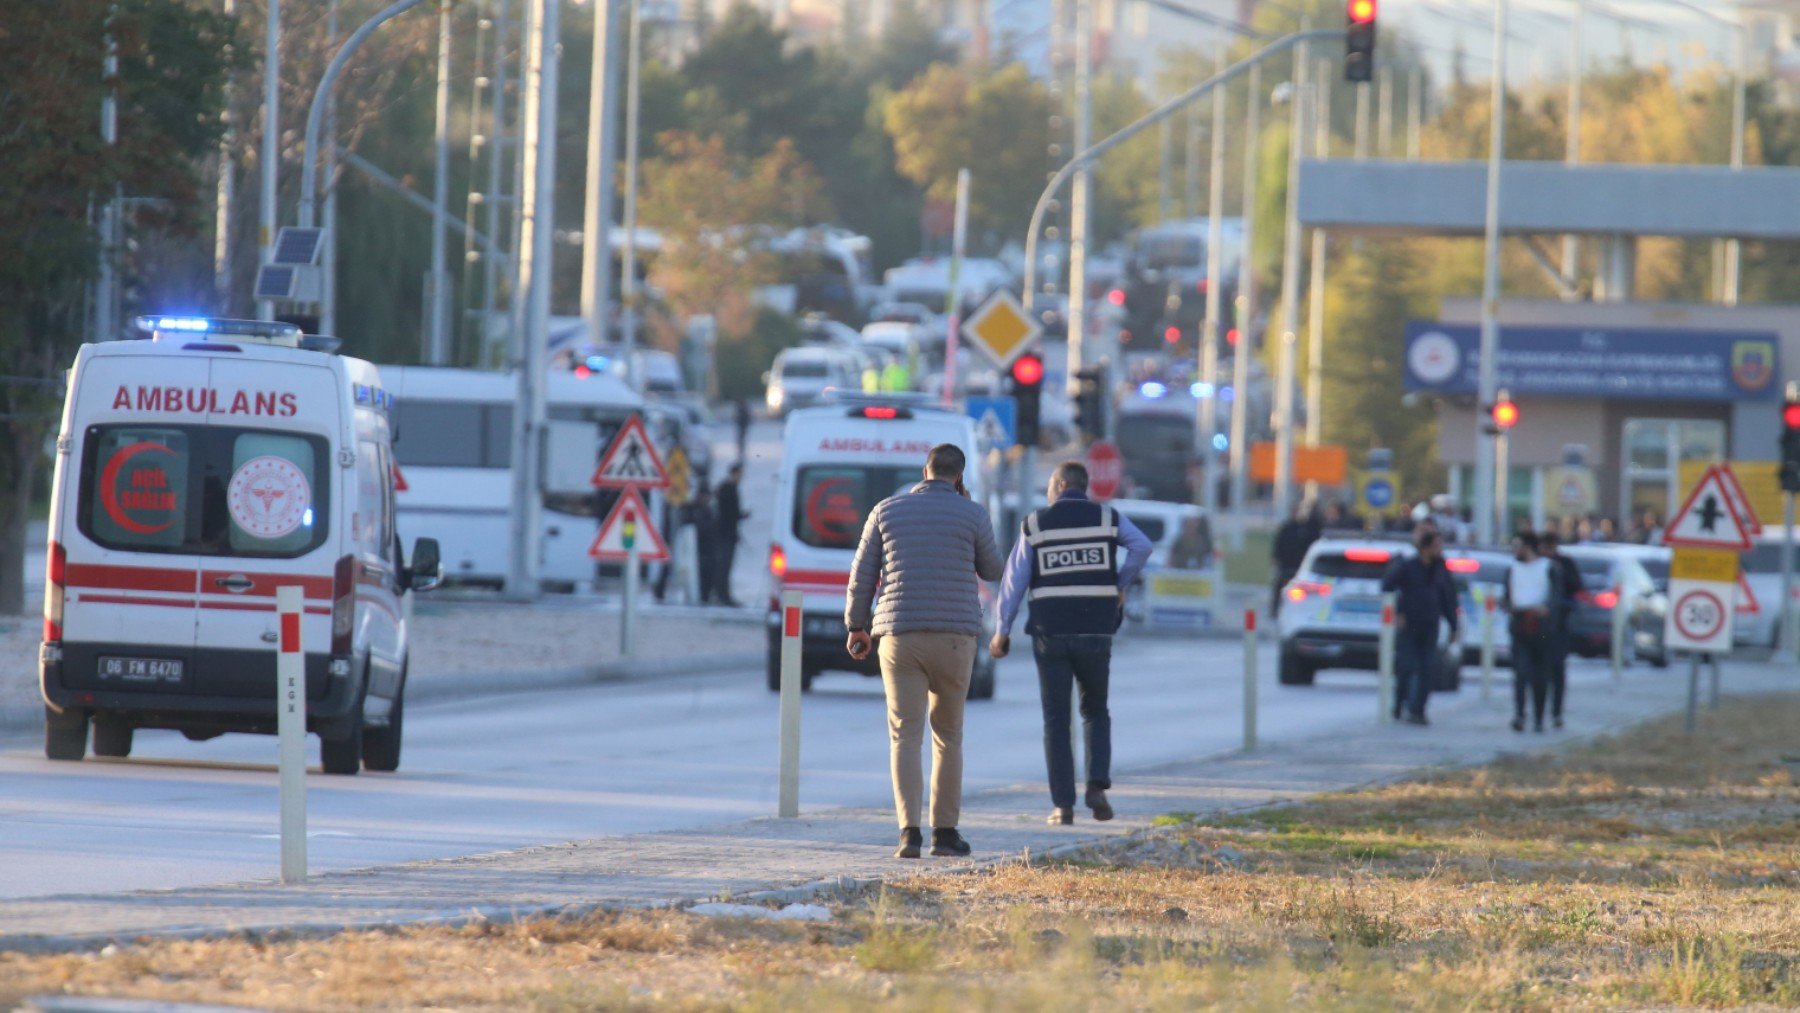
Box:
[1377,592,1396,724]
[1242,607,1257,751]
[777,589,802,818]
[276,586,307,884]
[1479,592,1496,702]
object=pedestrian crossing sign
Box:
[589,487,670,562]
[592,414,670,489]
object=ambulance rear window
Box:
[792,465,914,550]
[79,425,331,558]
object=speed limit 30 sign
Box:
[1663,578,1734,653]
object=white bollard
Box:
[777,589,803,818]
[1479,591,1496,703]
[1242,607,1258,751]
[1610,592,1627,683]
[1377,592,1396,724]
[275,585,307,884]
[621,508,640,658]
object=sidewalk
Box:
[1,654,1789,953]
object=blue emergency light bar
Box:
[134,316,304,341]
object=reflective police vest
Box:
[1023,498,1122,636]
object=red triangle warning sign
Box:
[1663,465,1755,551]
[588,487,670,562]
[592,415,670,489]
[1736,572,1760,615]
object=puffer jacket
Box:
[846,479,1004,637]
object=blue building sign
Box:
[1402,322,1780,402]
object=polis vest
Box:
[1024,498,1122,636]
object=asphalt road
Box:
[0,631,1627,901]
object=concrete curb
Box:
[0,651,763,739]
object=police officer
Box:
[991,462,1154,825]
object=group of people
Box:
[654,461,748,607]
[843,446,1151,858]
[1375,522,1583,733]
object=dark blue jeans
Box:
[1032,634,1113,809]
[1394,630,1437,719]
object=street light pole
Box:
[1305,57,1329,450]
[1725,19,1745,305]
[1067,0,1094,417]
[1230,59,1260,517]
[1560,0,1583,294]
[257,0,280,321]
[96,6,120,342]
[620,0,645,392]
[1199,33,1226,519]
[213,0,237,313]
[322,0,339,335]
[1273,36,1308,519]
[580,0,622,361]
[427,0,452,361]
[1475,0,1510,545]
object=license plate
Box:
[99,656,184,682]
[1329,600,1382,625]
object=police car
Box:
[39,317,440,774]
[1275,537,1461,690]
[767,396,998,697]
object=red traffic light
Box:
[1011,354,1044,386]
[1492,400,1519,430]
[1784,402,1800,430]
[1348,0,1376,24]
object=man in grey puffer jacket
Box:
[846,443,1003,859]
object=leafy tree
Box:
[0,0,235,613]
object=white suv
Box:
[1276,538,1460,689]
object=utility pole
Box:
[1067,0,1094,420]
[506,0,561,597]
[1185,97,1201,217]
[96,6,120,342]
[620,0,645,391]
[1725,18,1745,306]
[1376,65,1393,157]
[1407,66,1423,160]
[1199,33,1227,520]
[214,0,237,314]
[1305,57,1328,449]
[322,0,339,335]
[1229,59,1260,516]
[1475,0,1510,545]
[1561,0,1582,297]
[1354,79,1369,159]
[1273,35,1308,519]
[257,0,280,321]
[581,0,622,363]
[1158,116,1172,221]
[428,0,453,360]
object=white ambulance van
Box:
[40,317,441,774]
[766,397,997,698]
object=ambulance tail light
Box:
[1285,580,1331,604]
[44,541,65,643]
[331,555,356,655]
[769,542,788,579]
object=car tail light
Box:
[1195,279,1208,293]
[769,542,788,579]
[43,541,65,643]
[1577,586,1619,610]
[1285,580,1331,603]
[331,555,355,655]
[1343,548,1391,563]
[1445,557,1480,573]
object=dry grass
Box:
[5,696,1799,1010]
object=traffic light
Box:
[1781,392,1800,492]
[1008,352,1044,448]
[1491,396,1519,432]
[1345,0,1377,83]
[1073,365,1107,443]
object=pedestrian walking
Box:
[1379,525,1459,725]
[734,397,752,462]
[1271,501,1320,615]
[714,463,748,607]
[691,487,720,604]
[1540,530,1583,729]
[845,444,1003,859]
[1505,532,1555,732]
[991,462,1153,825]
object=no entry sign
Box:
[1086,440,1123,501]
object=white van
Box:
[766,398,998,697]
[381,366,642,590]
[41,317,441,773]
[765,347,856,419]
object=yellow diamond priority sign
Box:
[964,290,1042,369]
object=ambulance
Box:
[766,396,998,697]
[39,317,441,774]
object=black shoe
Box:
[1511,716,1525,732]
[1047,807,1074,825]
[1086,787,1114,822]
[895,827,922,859]
[929,828,971,857]
[1553,715,1564,729]
[1402,712,1429,726]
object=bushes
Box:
[714,307,801,401]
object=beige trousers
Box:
[879,631,976,830]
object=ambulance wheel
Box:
[362,686,405,773]
[1277,648,1316,686]
[320,720,363,775]
[92,718,134,758]
[44,706,88,762]
[968,659,996,701]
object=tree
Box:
[884,62,1055,241]
[636,132,822,339]
[0,0,236,613]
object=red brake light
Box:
[1107,288,1126,306]
[1344,548,1391,563]
[1226,327,1240,346]
[769,543,788,578]
[44,541,65,642]
[1445,557,1480,573]
[1195,279,1208,293]
[1163,326,1181,344]
[1286,580,1332,603]
[861,407,898,419]
[574,364,592,379]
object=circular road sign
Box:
[1364,476,1395,510]
[1672,587,1727,643]
[1086,440,1124,500]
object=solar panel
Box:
[271,227,324,266]
[254,265,298,300]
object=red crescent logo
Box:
[100,442,178,535]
